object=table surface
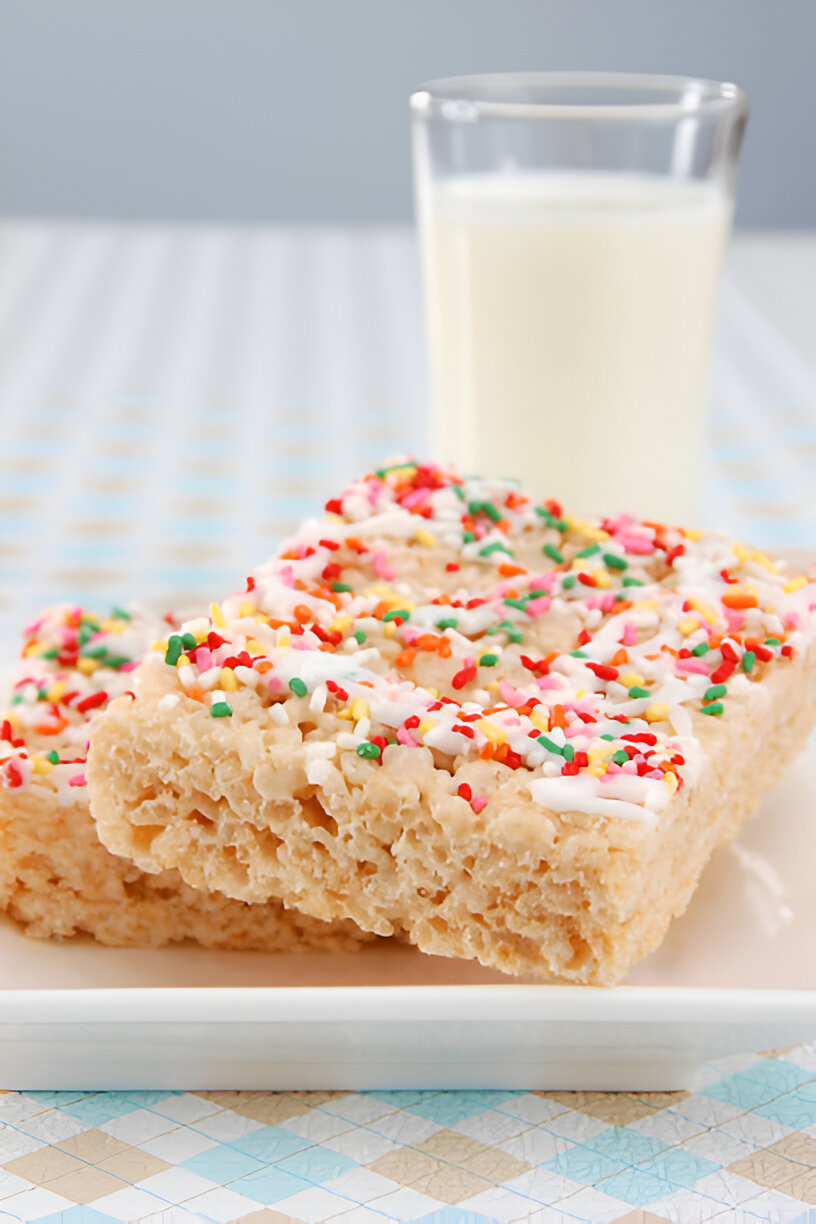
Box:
[0,222,815,1224]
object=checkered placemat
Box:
[0,222,814,1223]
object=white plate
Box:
[1,742,814,1093]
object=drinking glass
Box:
[411,73,749,522]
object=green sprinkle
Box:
[742,650,756,673]
[40,646,59,659]
[701,702,724,716]
[10,695,21,705]
[104,655,132,669]
[437,617,458,631]
[535,505,568,531]
[704,683,727,702]
[354,629,366,643]
[622,577,644,588]
[479,653,499,666]
[479,541,513,557]
[691,642,710,657]
[561,742,575,762]
[211,701,233,718]
[503,597,527,612]
[463,531,475,544]
[570,649,587,658]
[164,636,183,666]
[611,749,630,765]
[288,677,308,697]
[331,582,352,593]
[383,609,410,622]
[603,553,628,571]
[78,625,93,648]
[80,644,109,659]
[537,735,563,755]
[45,750,60,764]
[453,484,466,500]
[468,499,501,523]
[181,632,198,652]
[356,741,381,759]
[765,637,781,647]
[543,542,564,563]
[498,619,522,643]
[527,589,547,601]
[628,686,650,698]
[562,574,577,590]
[576,543,601,559]
[111,606,131,620]
[600,733,616,741]
[615,592,629,602]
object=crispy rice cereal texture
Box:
[86,462,816,983]
[0,605,370,951]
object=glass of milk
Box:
[411,73,748,523]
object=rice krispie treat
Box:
[0,604,370,951]
[87,462,816,982]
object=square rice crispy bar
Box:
[0,603,370,951]
[86,462,816,982]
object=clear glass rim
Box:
[410,72,749,122]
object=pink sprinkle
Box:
[291,638,311,651]
[266,675,283,692]
[402,628,419,645]
[675,657,709,674]
[118,661,139,672]
[396,726,418,747]
[784,612,801,630]
[618,534,654,555]
[536,675,563,691]
[372,548,396,580]
[646,769,664,780]
[471,795,489,814]
[528,572,557,591]
[68,773,86,787]
[606,513,636,535]
[401,487,431,510]
[723,608,745,633]
[622,622,638,646]
[498,679,525,708]
[525,596,551,616]
[195,647,213,672]
[279,566,295,588]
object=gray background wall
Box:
[0,0,813,229]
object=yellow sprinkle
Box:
[210,602,226,629]
[151,639,166,653]
[337,708,353,720]
[678,616,700,636]
[587,746,608,763]
[277,630,290,648]
[238,600,256,618]
[665,771,679,794]
[683,528,704,541]
[575,689,585,699]
[568,520,610,543]
[588,764,606,778]
[31,755,53,774]
[632,599,659,613]
[592,569,612,589]
[425,687,440,699]
[330,615,353,633]
[46,681,68,703]
[644,703,670,724]
[76,658,97,675]
[383,622,397,638]
[478,720,507,745]
[246,638,266,656]
[414,528,435,548]
[621,672,645,687]
[529,710,550,732]
[486,681,499,693]
[784,575,808,593]
[418,718,434,736]
[101,618,127,634]
[219,669,239,691]
[5,712,19,730]
[351,697,370,722]
[688,597,717,625]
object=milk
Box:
[420,172,731,523]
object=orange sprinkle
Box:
[395,648,416,668]
[35,716,69,736]
[293,604,312,623]
[186,685,205,702]
[722,590,758,610]
[437,638,452,659]
[609,648,629,667]
[416,634,441,652]
[549,704,566,731]
[498,563,526,578]
[255,661,275,674]
[479,742,495,761]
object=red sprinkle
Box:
[457,782,473,801]
[710,659,736,685]
[586,662,619,682]
[452,724,476,739]
[445,562,460,572]
[75,691,108,715]
[452,666,477,690]
[319,538,340,550]
[325,680,348,701]
[324,498,343,515]
[245,576,255,592]
[5,760,24,788]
